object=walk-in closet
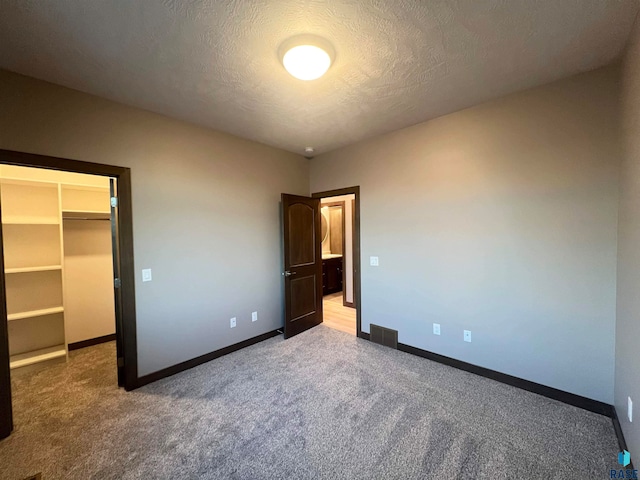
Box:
[0,165,116,369]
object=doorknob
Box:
[282,271,296,277]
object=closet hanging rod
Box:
[62,217,111,221]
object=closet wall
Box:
[63,220,114,343]
[0,165,115,368]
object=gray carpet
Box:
[0,325,621,479]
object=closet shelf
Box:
[0,177,59,188]
[5,265,62,274]
[10,345,66,369]
[7,306,64,321]
[62,210,110,220]
[61,184,110,192]
[2,216,60,225]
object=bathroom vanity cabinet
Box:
[322,256,343,295]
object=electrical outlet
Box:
[629,397,633,423]
[464,330,471,342]
[252,311,258,322]
[142,269,152,282]
[370,256,379,267]
[230,317,236,328]
[433,323,441,335]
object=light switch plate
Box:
[142,269,152,282]
[230,317,236,328]
[629,396,633,423]
[433,323,441,335]
[370,256,379,267]
[252,311,258,322]
[464,330,472,342]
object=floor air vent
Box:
[370,324,398,349]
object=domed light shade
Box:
[279,35,335,81]
[283,45,331,80]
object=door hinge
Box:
[117,357,124,368]
[111,196,118,208]
[114,278,121,288]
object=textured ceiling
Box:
[0,1,638,155]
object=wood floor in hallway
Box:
[322,291,356,335]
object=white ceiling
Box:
[0,1,638,155]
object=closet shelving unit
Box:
[2,177,66,368]
[61,184,111,221]
[1,176,110,369]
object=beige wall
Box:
[0,70,309,376]
[616,12,640,463]
[311,66,621,403]
[0,61,626,405]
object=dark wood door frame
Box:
[350,198,356,308]
[0,213,11,440]
[0,149,138,439]
[320,200,346,303]
[312,187,362,338]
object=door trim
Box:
[349,198,355,308]
[312,187,362,338]
[0,149,138,399]
[0,209,11,439]
[320,200,347,303]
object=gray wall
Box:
[0,70,309,376]
[311,66,621,403]
[616,13,640,461]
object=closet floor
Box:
[4,342,117,478]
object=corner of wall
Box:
[615,8,640,464]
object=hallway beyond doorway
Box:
[323,292,356,335]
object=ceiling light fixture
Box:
[304,147,315,159]
[279,35,335,81]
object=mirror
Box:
[321,210,329,243]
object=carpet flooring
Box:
[0,325,621,479]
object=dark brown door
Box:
[282,194,323,339]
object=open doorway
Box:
[313,187,361,337]
[2,165,115,366]
[319,196,355,335]
[0,149,137,440]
